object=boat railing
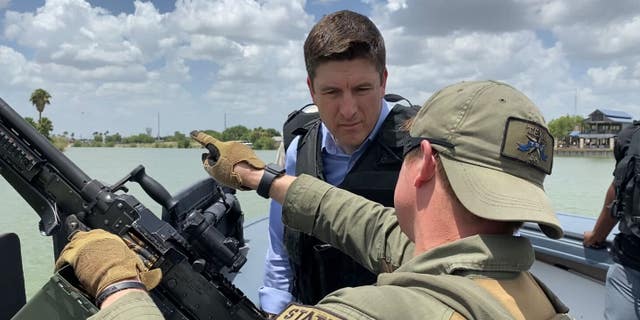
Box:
[521,212,613,283]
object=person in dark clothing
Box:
[584,122,640,319]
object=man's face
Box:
[308,58,387,153]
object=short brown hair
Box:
[304,10,386,82]
[402,120,523,234]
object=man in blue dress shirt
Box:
[259,10,417,315]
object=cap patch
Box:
[501,117,553,174]
[275,303,346,320]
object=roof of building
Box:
[577,133,617,139]
[593,109,633,119]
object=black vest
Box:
[284,103,419,304]
[611,122,640,270]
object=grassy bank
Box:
[51,136,71,151]
[69,140,277,150]
[71,140,200,149]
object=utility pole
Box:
[224,112,227,130]
[574,88,578,115]
[157,112,160,140]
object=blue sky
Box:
[1,0,639,138]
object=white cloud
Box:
[588,65,627,87]
[0,0,316,135]
[170,0,311,44]
[375,7,574,118]
[385,0,407,11]
[551,16,640,61]
[0,46,42,87]
[373,0,537,36]
[538,0,640,26]
[312,0,341,3]
[206,40,309,114]
[0,0,639,136]
[370,0,640,120]
[587,64,640,91]
[5,0,139,67]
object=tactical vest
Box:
[283,103,419,305]
[611,122,640,270]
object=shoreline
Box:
[62,141,277,151]
[555,148,613,158]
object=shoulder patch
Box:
[275,303,347,320]
[501,117,554,174]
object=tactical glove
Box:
[55,229,162,298]
[190,130,265,189]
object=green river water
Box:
[0,148,614,298]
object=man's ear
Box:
[380,68,388,92]
[307,76,315,97]
[414,140,436,187]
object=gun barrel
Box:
[0,97,91,191]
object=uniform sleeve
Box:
[281,174,414,274]
[259,137,299,313]
[88,291,163,320]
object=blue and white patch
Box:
[500,117,553,174]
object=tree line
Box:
[26,88,596,152]
[79,125,280,150]
[23,88,281,150]
[27,88,591,152]
[547,115,584,147]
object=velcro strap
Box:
[95,280,146,307]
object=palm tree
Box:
[29,88,52,123]
[38,117,54,138]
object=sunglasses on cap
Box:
[403,137,455,158]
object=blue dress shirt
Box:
[258,100,392,313]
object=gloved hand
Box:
[190,130,265,189]
[55,229,162,298]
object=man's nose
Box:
[339,92,357,119]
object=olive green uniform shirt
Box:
[89,291,163,320]
[279,175,570,319]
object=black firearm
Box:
[0,97,265,320]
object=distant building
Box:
[573,109,634,149]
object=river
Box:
[0,148,614,299]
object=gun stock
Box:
[0,97,265,320]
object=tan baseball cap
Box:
[410,80,562,239]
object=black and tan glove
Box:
[55,229,162,298]
[190,130,265,189]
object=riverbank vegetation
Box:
[22,89,282,151]
[26,117,281,151]
[548,115,584,149]
[69,125,281,150]
[548,115,584,140]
